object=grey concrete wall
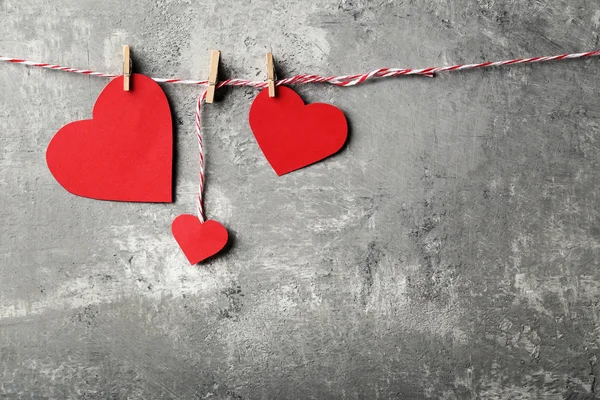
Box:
[2,0,600,398]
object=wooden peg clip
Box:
[266,52,276,97]
[206,50,220,104]
[123,45,132,91]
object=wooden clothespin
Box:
[206,50,220,104]
[266,52,276,97]
[123,45,132,91]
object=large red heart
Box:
[248,86,347,176]
[171,215,228,264]
[46,73,172,202]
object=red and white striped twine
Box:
[3,50,599,87]
[2,49,599,221]
[195,90,209,222]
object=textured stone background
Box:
[2,0,600,398]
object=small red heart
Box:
[46,73,172,202]
[171,215,228,264]
[248,86,348,176]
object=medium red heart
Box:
[171,215,228,264]
[46,73,172,202]
[248,86,347,176]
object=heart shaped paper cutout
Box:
[172,215,228,264]
[248,86,347,176]
[46,73,172,202]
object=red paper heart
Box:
[248,86,347,176]
[46,73,172,202]
[172,215,228,264]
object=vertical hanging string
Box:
[195,89,208,223]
